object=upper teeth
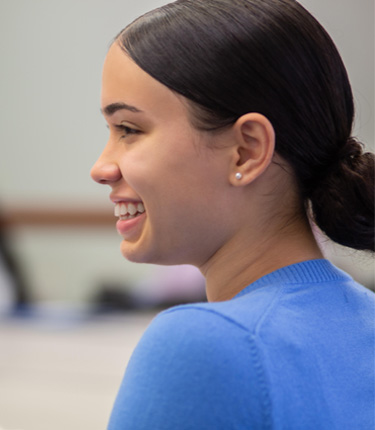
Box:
[114,202,145,217]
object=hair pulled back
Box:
[117,0,374,251]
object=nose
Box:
[90,146,122,185]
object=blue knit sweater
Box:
[109,259,375,429]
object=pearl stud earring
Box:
[235,172,242,180]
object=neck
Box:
[200,216,323,302]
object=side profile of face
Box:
[91,43,241,267]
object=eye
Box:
[115,124,141,139]
[106,123,141,140]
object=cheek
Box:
[119,138,196,190]
[117,150,155,190]
[118,130,227,213]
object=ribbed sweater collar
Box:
[234,259,350,300]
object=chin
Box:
[120,239,191,266]
[120,242,150,264]
[120,239,165,265]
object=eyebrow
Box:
[101,102,143,116]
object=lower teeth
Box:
[119,212,142,220]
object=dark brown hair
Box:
[116,0,374,251]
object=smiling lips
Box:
[114,201,145,220]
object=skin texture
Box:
[91,42,323,302]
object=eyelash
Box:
[107,124,140,139]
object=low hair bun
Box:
[309,138,374,252]
[338,137,363,166]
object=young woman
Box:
[91,0,374,428]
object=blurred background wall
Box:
[0,0,373,312]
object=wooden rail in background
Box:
[1,208,115,227]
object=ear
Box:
[228,113,275,186]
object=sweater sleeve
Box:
[108,305,272,430]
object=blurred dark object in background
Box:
[92,265,207,312]
[0,213,30,314]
